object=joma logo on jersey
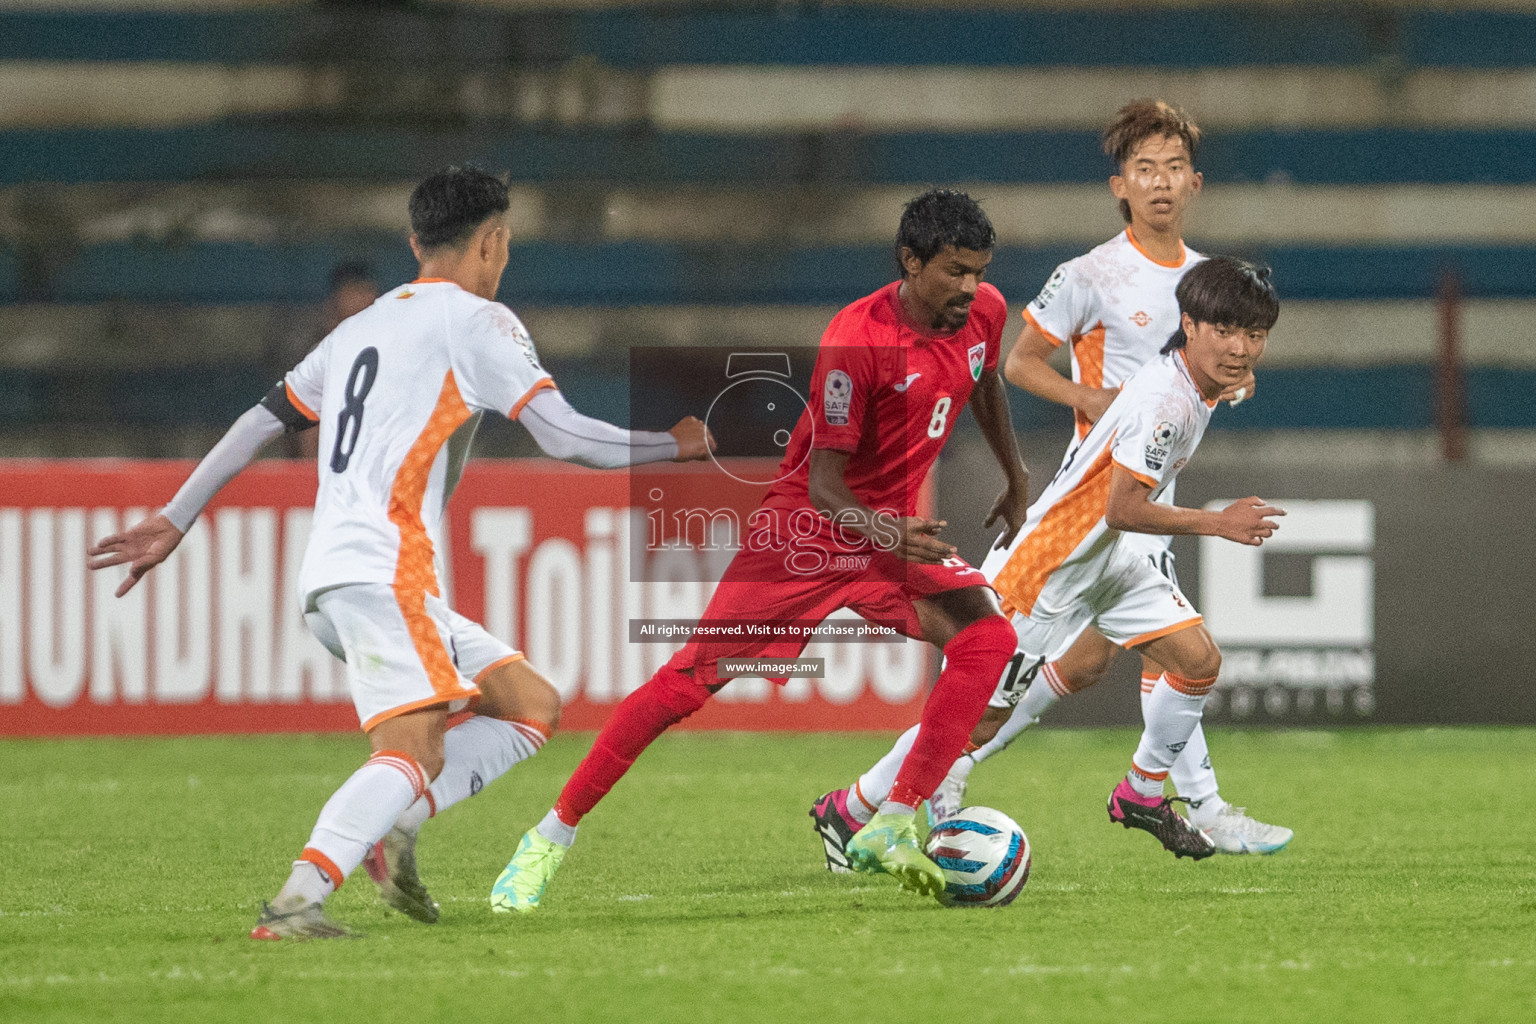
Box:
[1129,311,1152,327]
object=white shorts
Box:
[305,583,524,731]
[984,539,1198,708]
[1118,530,1178,588]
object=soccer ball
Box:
[924,806,1031,907]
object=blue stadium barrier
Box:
[3,360,1531,433]
[1406,12,1536,68]
[2,8,1534,69]
[4,125,1532,187]
[1012,365,1536,431]
[0,365,266,427]
[10,238,1536,305]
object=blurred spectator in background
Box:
[270,261,381,458]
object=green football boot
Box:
[845,812,945,896]
[490,828,568,914]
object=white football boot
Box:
[1194,803,1294,855]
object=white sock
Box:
[1186,792,1230,828]
[275,860,333,906]
[853,724,920,817]
[1171,723,1220,806]
[1140,679,1222,810]
[298,751,428,892]
[535,807,577,848]
[971,660,1068,764]
[394,716,549,834]
[1130,674,1213,799]
[846,779,880,825]
[946,752,978,788]
[876,800,916,817]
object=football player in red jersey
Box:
[490,190,1031,910]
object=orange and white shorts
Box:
[305,583,524,731]
[980,535,1201,699]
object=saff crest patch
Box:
[823,369,853,425]
[1033,266,1067,309]
[1144,420,1177,471]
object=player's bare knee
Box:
[1194,646,1222,682]
[1069,660,1109,691]
[1059,629,1117,690]
[1178,638,1222,682]
[528,676,562,733]
[477,660,563,733]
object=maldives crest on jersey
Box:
[968,342,986,381]
[824,369,853,425]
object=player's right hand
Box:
[87,513,185,597]
[1215,496,1285,546]
[669,416,716,461]
[891,516,957,564]
[1076,386,1119,425]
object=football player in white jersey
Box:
[824,256,1283,862]
[990,255,1282,857]
[957,101,1290,854]
[813,104,1289,866]
[87,167,713,938]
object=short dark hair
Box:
[1103,99,1202,224]
[409,165,510,250]
[1161,255,1279,353]
[894,189,995,276]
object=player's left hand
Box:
[87,513,185,597]
[1221,372,1257,407]
[986,476,1030,549]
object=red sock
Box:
[553,665,710,825]
[889,615,1015,808]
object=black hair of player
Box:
[1161,256,1279,353]
[409,166,510,251]
[894,189,995,277]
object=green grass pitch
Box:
[2,727,1533,1023]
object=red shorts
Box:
[665,543,988,686]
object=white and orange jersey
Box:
[1024,228,1205,441]
[283,279,553,602]
[987,348,1216,621]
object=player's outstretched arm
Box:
[1003,322,1119,424]
[968,368,1030,548]
[87,403,289,596]
[518,389,713,468]
[1104,465,1283,545]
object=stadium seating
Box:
[1,0,1534,448]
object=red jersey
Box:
[759,280,1007,541]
